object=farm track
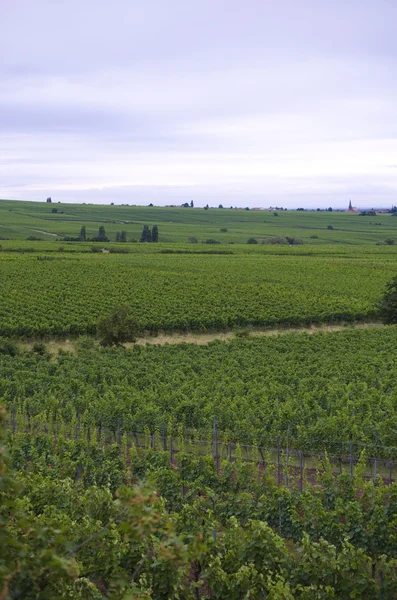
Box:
[22,320,384,355]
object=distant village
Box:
[162,200,397,214]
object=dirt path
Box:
[23,321,383,355]
[133,321,382,346]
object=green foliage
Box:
[2,326,397,452]
[97,305,140,346]
[379,275,397,324]
[140,225,152,243]
[0,339,18,356]
[79,225,86,241]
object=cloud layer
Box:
[1,0,397,207]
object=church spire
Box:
[348,199,352,211]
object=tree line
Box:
[62,224,159,243]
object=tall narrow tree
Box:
[79,226,86,241]
[152,225,159,242]
[140,225,152,242]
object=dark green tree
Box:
[140,225,152,242]
[97,305,140,346]
[116,232,121,242]
[120,230,127,242]
[79,226,86,241]
[152,225,159,242]
[379,276,397,324]
[190,200,194,207]
[95,225,108,242]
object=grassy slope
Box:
[1,198,397,244]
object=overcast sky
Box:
[1,0,397,208]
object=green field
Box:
[3,326,397,453]
[1,244,396,337]
[2,198,397,598]
[2,198,397,244]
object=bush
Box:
[204,239,220,244]
[286,236,303,245]
[188,237,198,243]
[0,339,18,356]
[327,225,334,230]
[97,305,140,346]
[309,235,319,239]
[31,342,49,356]
[379,276,397,324]
[77,336,96,350]
[220,228,228,233]
[247,238,258,244]
[261,236,288,245]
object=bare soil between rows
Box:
[20,321,383,356]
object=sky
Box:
[1,0,397,208]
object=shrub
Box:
[247,238,258,244]
[97,305,140,346]
[309,235,319,239]
[31,342,48,356]
[379,276,397,324]
[188,237,198,243]
[286,236,303,245]
[327,225,334,230]
[204,239,220,244]
[220,228,228,233]
[0,339,18,356]
[261,236,288,245]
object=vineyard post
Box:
[373,457,377,481]
[97,422,102,444]
[74,415,79,440]
[285,425,290,488]
[117,419,121,445]
[279,497,283,534]
[299,450,304,492]
[349,439,353,478]
[277,436,281,486]
[162,425,167,451]
[212,418,220,476]
[151,432,155,449]
[170,436,173,465]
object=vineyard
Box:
[2,198,397,244]
[3,410,397,598]
[1,245,397,337]
[1,232,397,597]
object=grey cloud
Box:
[1,0,397,207]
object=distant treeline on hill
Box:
[61,224,159,243]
